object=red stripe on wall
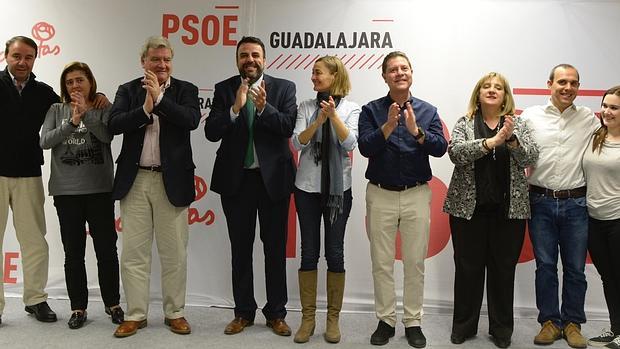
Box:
[513,88,606,96]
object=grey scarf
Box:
[310,94,344,225]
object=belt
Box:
[139,165,162,172]
[370,181,426,192]
[529,185,586,199]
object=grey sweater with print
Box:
[40,103,114,196]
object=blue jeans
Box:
[294,188,352,272]
[529,193,588,327]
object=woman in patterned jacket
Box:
[443,72,539,348]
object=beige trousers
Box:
[0,176,49,315]
[120,170,189,321]
[365,182,432,327]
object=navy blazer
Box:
[205,74,297,201]
[108,76,200,207]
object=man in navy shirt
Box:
[358,51,447,348]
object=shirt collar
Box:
[386,92,413,107]
[240,74,264,89]
[7,69,29,89]
[545,99,576,113]
[161,76,171,91]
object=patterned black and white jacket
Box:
[443,115,539,220]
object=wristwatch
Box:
[414,127,425,140]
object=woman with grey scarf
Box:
[291,56,360,344]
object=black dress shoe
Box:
[25,301,57,322]
[105,306,125,324]
[370,320,395,345]
[405,326,427,348]
[491,335,511,348]
[68,311,87,329]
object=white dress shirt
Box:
[521,100,599,190]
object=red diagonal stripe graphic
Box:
[304,54,320,69]
[344,54,356,67]
[295,55,311,69]
[368,54,384,69]
[349,54,366,69]
[276,54,293,69]
[358,54,375,69]
[286,54,302,69]
[267,53,284,69]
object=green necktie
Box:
[243,97,256,167]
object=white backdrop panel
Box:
[1,0,619,317]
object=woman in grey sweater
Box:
[443,72,539,348]
[40,62,123,329]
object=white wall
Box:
[2,0,618,317]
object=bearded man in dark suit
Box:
[205,36,297,337]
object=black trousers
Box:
[53,192,120,311]
[221,170,289,321]
[588,217,620,334]
[450,209,525,339]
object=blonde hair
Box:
[466,72,515,118]
[315,56,351,97]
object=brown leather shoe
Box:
[534,320,562,345]
[563,322,587,348]
[114,320,147,338]
[165,317,191,335]
[266,318,291,336]
[224,317,253,335]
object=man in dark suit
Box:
[108,36,200,338]
[205,36,297,337]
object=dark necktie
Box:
[244,97,256,167]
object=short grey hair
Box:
[140,36,174,61]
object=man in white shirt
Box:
[521,64,599,349]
